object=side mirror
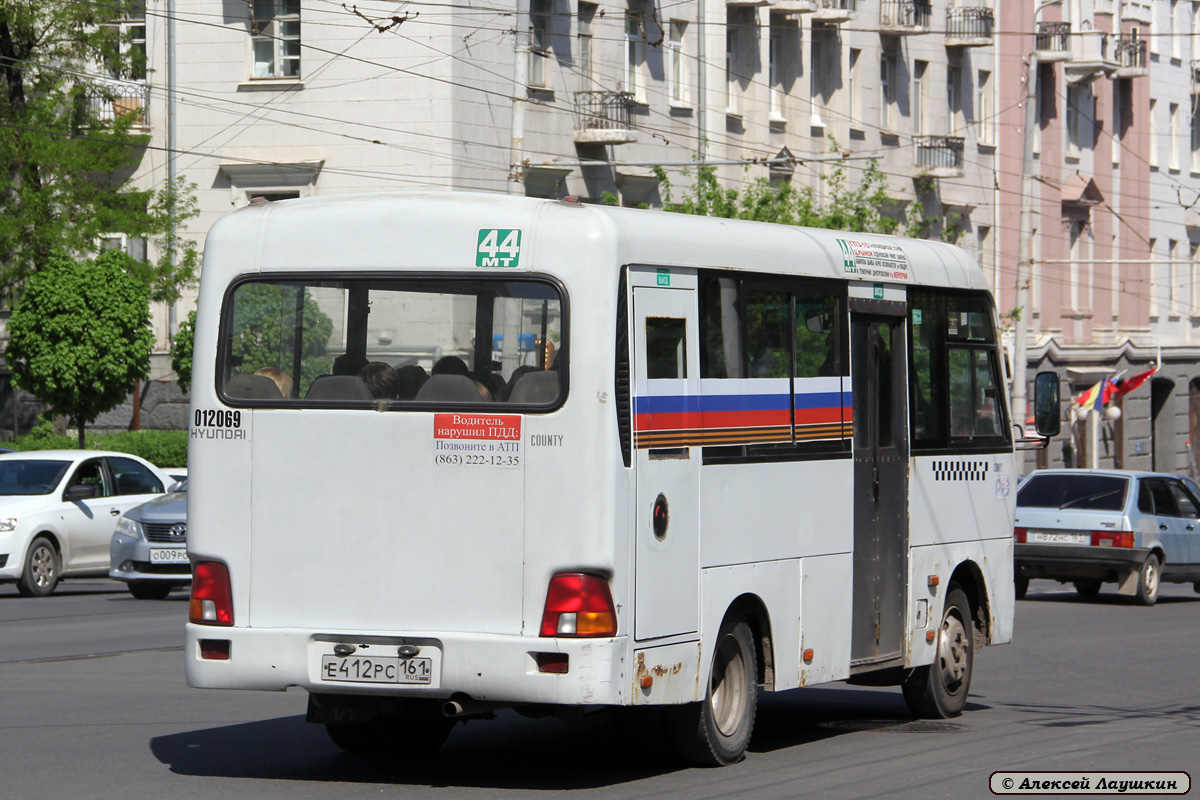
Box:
[65,483,100,501]
[1033,371,1061,438]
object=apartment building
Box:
[87,0,1200,468]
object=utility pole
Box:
[1012,50,1038,435]
[509,0,529,194]
[167,0,178,337]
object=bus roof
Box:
[202,191,989,292]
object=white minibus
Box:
[185,192,1058,765]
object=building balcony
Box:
[88,80,149,130]
[1113,33,1147,78]
[880,0,931,35]
[945,7,994,47]
[573,91,636,144]
[1120,0,1152,25]
[813,0,856,23]
[1065,30,1118,84]
[1034,21,1071,62]
[913,135,964,178]
[771,0,817,13]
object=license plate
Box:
[321,654,433,685]
[1027,531,1088,544]
[149,548,189,564]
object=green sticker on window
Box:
[873,284,885,299]
[477,229,522,268]
[913,309,923,325]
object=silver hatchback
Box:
[109,479,189,599]
[1014,469,1200,604]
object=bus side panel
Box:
[700,560,802,696]
[800,553,854,686]
[907,538,1014,670]
[908,454,1018,548]
[699,460,854,567]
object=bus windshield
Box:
[218,276,565,408]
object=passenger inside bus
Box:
[253,367,293,398]
[357,362,401,400]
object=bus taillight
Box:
[190,562,234,626]
[540,573,616,637]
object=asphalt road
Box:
[1,578,1197,799]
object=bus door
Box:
[850,306,910,666]
[632,284,701,641]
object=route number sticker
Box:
[477,229,522,268]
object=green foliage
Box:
[910,174,964,244]
[229,284,334,394]
[655,141,900,235]
[10,429,188,468]
[171,309,197,395]
[0,2,198,302]
[5,250,154,448]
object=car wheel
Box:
[902,587,973,719]
[1073,580,1102,599]
[128,582,173,600]
[1135,554,1160,606]
[325,700,454,755]
[666,611,758,766]
[1014,575,1029,600]
[16,536,60,597]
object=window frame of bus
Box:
[696,270,850,465]
[215,272,569,411]
[907,287,1012,453]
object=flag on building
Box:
[1073,374,1115,411]
[1109,363,1159,401]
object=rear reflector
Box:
[540,573,617,637]
[1091,531,1134,548]
[534,652,569,674]
[199,639,231,660]
[190,561,234,626]
[1013,527,1027,543]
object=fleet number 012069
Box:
[320,655,433,684]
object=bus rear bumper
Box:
[185,624,630,707]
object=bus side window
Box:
[646,318,687,379]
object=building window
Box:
[668,20,688,106]
[848,47,861,129]
[578,2,596,90]
[913,60,928,136]
[1066,84,1091,158]
[251,0,300,79]
[1150,98,1159,168]
[1113,79,1124,165]
[1150,237,1160,318]
[880,52,895,131]
[625,7,645,102]
[977,69,994,145]
[1169,238,1180,316]
[1190,240,1200,315]
[108,1,146,81]
[1171,0,1182,60]
[770,18,798,123]
[810,25,835,128]
[529,0,550,88]
[1193,104,1200,172]
[1170,102,1182,170]
[947,64,962,133]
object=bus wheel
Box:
[326,700,454,755]
[666,612,757,766]
[1134,554,1160,606]
[1014,575,1029,600]
[902,587,973,719]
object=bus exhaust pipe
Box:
[442,696,508,718]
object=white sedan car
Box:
[0,450,175,597]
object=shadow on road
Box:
[150,686,988,787]
[150,708,682,789]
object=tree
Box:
[171,310,197,395]
[0,2,198,304]
[5,250,154,448]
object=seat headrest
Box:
[304,374,374,401]
[225,373,283,400]
[507,370,560,404]
[415,374,482,402]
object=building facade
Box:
[96,0,1200,468]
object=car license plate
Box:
[1027,531,1088,544]
[149,548,189,564]
[321,654,434,685]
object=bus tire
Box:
[902,587,973,719]
[17,536,60,597]
[1134,554,1160,606]
[666,612,757,766]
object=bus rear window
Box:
[218,277,565,408]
